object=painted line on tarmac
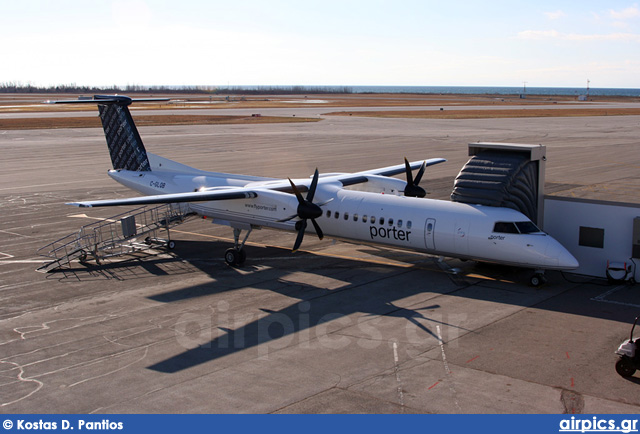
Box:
[392,341,405,407]
[437,324,461,412]
[591,285,640,308]
[0,229,34,238]
[0,178,105,192]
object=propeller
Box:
[278,168,327,252]
[403,157,427,198]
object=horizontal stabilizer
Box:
[48,95,170,105]
[50,95,170,173]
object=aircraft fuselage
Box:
[108,157,578,271]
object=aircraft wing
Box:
[338,158,446,186]
[67,188,258,208]
[241,158,446,192]
[67,158,446,207]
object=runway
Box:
[1,102,639,413]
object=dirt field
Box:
[2,92,640,129]
[0,114,320,130]
[323,107,640,119]
[2,92,638,112]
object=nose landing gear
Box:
[530,271,547,287]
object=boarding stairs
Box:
[37,204,195,272]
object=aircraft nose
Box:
[558,248,579,270]
[545,237,579,270]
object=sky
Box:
[2,0,639,88]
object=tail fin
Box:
[50,95,168,172]
[96,96,150,171]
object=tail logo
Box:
[98,103,151,172]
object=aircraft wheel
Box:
[615,357,636,377]
[530,273,546,287]
[239,248,247,264]
[167,240,176,250]
[225,248,243,267]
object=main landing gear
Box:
[224,226,252,267]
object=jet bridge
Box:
[451,143,546,226]
[37,204,195,272]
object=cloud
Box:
[544,10,566,20]
[609,4,640,20]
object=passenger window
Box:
[335,212,340,219]
[344,213,349,220]
[494,222,519,234]
[326,210,331,218]
[353,214,359,222]
[397,219,403,228]
[379,217,385,225]
[407,221,412,229]
[388,218,394,226]
[363,215,368,223]
[371,216,376,224]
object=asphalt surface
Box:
[1,104,639,413]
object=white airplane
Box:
[54,95,578,285]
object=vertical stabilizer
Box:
[95,96,151,171]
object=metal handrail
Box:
[37,203,193,271]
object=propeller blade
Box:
[310,218,324,240]
[404,158,414,186]
[404,158,427,198]
[306,168,319,203]
[316,198,334,207]
[277,214,298,223]
[287,170,325,252]
[292,220,307,252]
[287,178,305,204]
[414,160,427,185]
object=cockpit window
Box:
[494,221,541,234]
[493,222,519,234]
[515,221,541,234]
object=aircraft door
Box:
[454,221,470,256]
[424,218,436,250]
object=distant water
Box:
[350,85,640,97]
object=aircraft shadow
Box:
[44,237,638,373]
[147,276,467,373]
[142,240,636,373]
[45,251,200,282]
